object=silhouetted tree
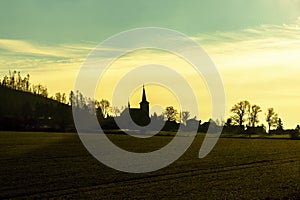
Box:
[99,99,110,118]
[2,75,8,86]
[248,104,262,127]
[69,91,74,106]
[25,74,30,91]
[163,106,178,121]
[112,106,121,117]
[225,118,233,126]
[277,118,283,130]
[55,92,62,102]
[230,100,250,126]
[266,108,278,133]
[215,118,225,126]
[289,125,300,139]
[181,111,190,125]
[40,86,48,98]
[61,93,66,104]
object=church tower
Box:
[139,85,149,115]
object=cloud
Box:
[0,39,97,59]
[189,23,300,72]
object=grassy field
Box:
[0,131,299,199]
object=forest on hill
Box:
[0,85,74,131]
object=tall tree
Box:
[230,100,250,126]
[248,104,262,127]
[26,74,30,91]
[266,108,278,133]
[69,91,74,106]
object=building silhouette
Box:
[120,85,150,126]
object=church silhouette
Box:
[120,85,151,126]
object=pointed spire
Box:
[142,84,147,102]
[128,99,130,108]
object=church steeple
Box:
[142,84,147,102]
[140,84,149,115]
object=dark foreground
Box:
[0,131,299,199]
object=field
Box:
[0,131,299,199]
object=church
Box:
[120,85,151,126]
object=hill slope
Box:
[0,86,74,131]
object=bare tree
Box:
[61,93,67,104]
[248,104,262,127]
[69,91,74,106]
[181,111,190,125]
[26,74,30,91]
[266,108,278,133]
[230,100,250,126]
[163,106,178,121]
[99,99,110,118]
[215,118,225,126]
[277,118,283,130]
[2,75,8,86]
[37,84,42,95]
[112,106,121,117]
[40,86,48,98]
[55,92,62,102]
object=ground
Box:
[0,131,299,199]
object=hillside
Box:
[0,86,74,131]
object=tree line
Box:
[227,100,289,133]
[0,71,299,138]
[1,70,48,97]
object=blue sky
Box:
[0,0,299,43]
[0,0,300,127]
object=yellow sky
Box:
[1,22,300,128]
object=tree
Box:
[277,118,283,130]
[112,106,121,117]
[25,74,30,91]
[69,91,74,106]
[296,125,300,133]
[248,104,262,127]
[2,75,8,86]
[225,118,232,126]
[61,93,67,104]
[181,111,190,125]
[266,108,278,133]
[99,99,110,118]
[230,100,250,126]
[215,118,225,126]
[163,106,178,121]
[55,92,62,102]
[292,125,300,139]
[40,85,48,98]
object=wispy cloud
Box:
[194,22,300,59]
[0,39,96,58]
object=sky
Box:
[0,0,300,128]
